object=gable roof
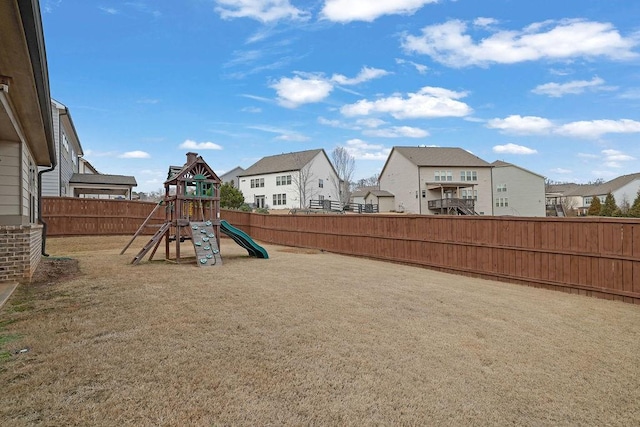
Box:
[351,186,379,198]
[166,152,221,184]
[70,173,137,186]
[585,173,640,197]
[390,147,492,169]
[365,189,394,198]
[491,160,545,179]
[220,166,244,180]
[239,149,327,177]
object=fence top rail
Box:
[220,209,640,224]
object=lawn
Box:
[1,235,639,426]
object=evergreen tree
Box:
[587,196,602,216]
[630,190,640,218]
[220,182,245,209]
[599,192,617,217]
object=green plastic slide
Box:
[220,220,269,259]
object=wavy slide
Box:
[220,220,269,259]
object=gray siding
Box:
[379,151,419,213]
[39,103,60,196]
[0,141,21,219]
[492,165,545,217]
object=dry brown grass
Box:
[1,235,639,426]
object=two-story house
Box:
[379,147,494,215]
[41,99,137,199]
[238,149,339,209]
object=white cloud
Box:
[271,67,387,108]
[321,0,438,23]
[341,86,472,119]
[356,118,387,128]
[275,133,310,142]
[555,119,640,139]
[602,149,636,163]
[364,126,429,138]
[119,151,150,159]
[271,75,334,108]
[214,0,309,23]
[99,6,119,15]
[578,153,599,159]
[331,67,390,85]
[43,0,62,13]
[342,139,391,160]
[486,115,554,135]
[473,17,498,28]
[137,98,160,104]
[488,116,640,139]
[179,140,223,150]
[242,106,262,113]
[492,143,538,155]
[395,58,428,74]
[402,19,638,68]
[618,88,640,99]
[550,168,572,174]
[532,77,609,97]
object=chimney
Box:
[186,152,198,165]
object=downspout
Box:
[38,164,55,257]
[418,167,422,214]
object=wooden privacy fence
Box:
[222,210,640,304]
[42,197,165,236]
[41,198,640,303]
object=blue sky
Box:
[42,0,640,193]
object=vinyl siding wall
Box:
[492,166,546,217]
[0,141,21,222]
[39,104,60,196]
[379,151,419,213]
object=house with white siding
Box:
[238,149,339,209]
[1,0,57,282]
[379,147,494,215]
[491,161,546,217]
[576,173,640,215]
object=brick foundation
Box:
[0,224,43,283]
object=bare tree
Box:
[291,157,318,208]
[330,147,355,206]
[354,174,379,190]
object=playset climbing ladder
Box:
[131,222,172,265]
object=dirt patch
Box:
[30,257,80,287]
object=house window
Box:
[61,133,69,152]
[318,195,325,201]
[272,193,287,206]
[318,179,324,188]
[497,184,507,192]
[434,171,452,181]
[495,197,509,207]
[251,178,265,188]
[461,171,478,182]
[276,175,292,186]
